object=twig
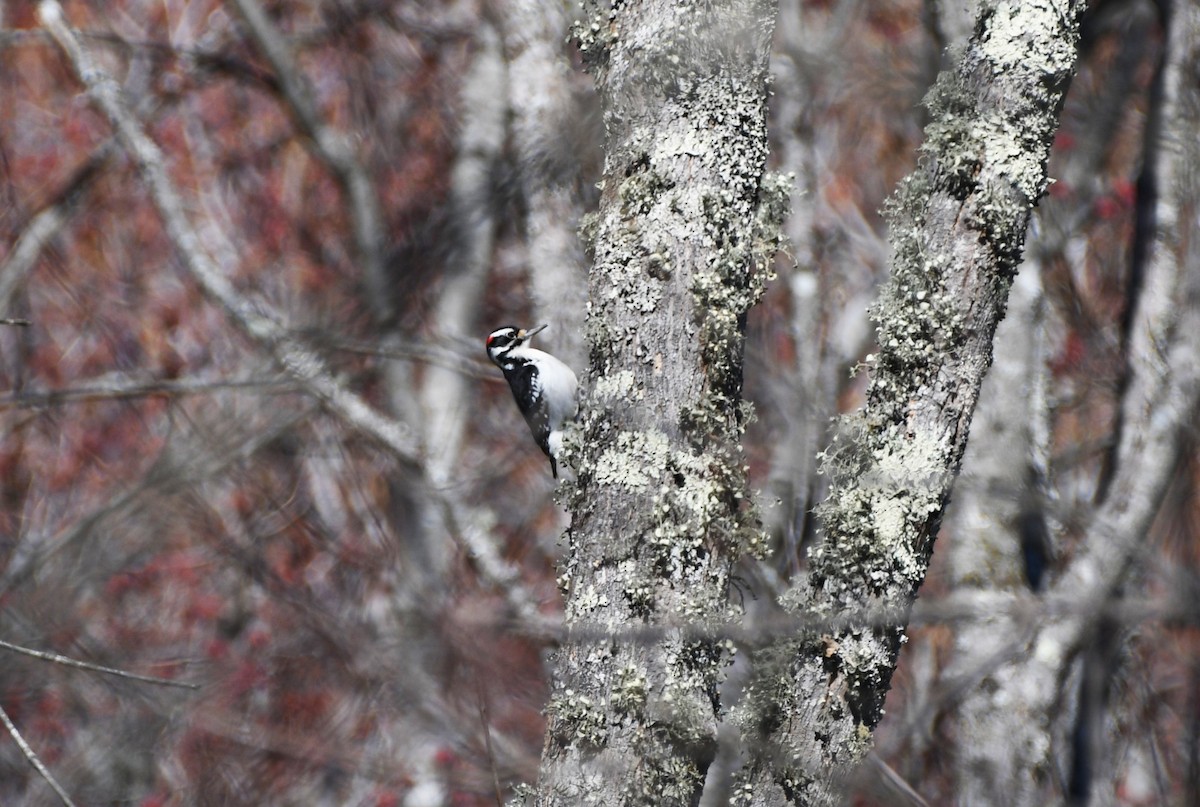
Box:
[0,141,113,314]
[0,403,314,593]
[485,589,1200,646]
[0,638,199,689]
[36,1,546,629]
[227,0,390,322]
[0,375,297,410]
[320,336,498,381]
[439,497,543,625]
[37,1,420,465]
[0,702,79,807]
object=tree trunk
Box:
[734,2,1086,803]
[530,1,782,804]
[946,258,1054,806]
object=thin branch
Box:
[0,703,78,807]
[227,0,390,322]
[438,497,543,625]
[36,0,546,636]
[0,402,314,593]
[492,588,1200,647]
[37,1,420,465]
[0,29,273,89]
[321,336,498,380]
[0,375,297,410]
[0,638,199,690]
[0,142,114,314]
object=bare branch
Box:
[0,142,113,314]
[739,4,1088,802]
[0,702,78,807]
[486,588,1200,647]
[499,1,588,368]
[0,375,297,410]
[0,402,314,593]
[322,336,497,380]
[420,22,505,485]
[1062,0,1200,597]
[0,637,199,689]
[37,0,420,464]
[227,0,390,322]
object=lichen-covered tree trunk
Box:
[732,2,1086,804]
[530,1,781,804]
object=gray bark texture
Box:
[732,2,1086,804]
[529,1,782,804]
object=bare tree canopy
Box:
[0,1,1195,806]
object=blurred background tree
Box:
[0,1,1196,805]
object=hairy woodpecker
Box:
[486,325,578,478]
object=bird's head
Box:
[486,324,545,364]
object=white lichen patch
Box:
[592,369,638,404]
[978,1,1080,77]
[870,498,909,554]
[870,432,947,506]
[612,664,648,714]
[603,253,664,313]
[548,688,608,749]
[653,127,707,161]
[969,111,1051,204]
[594,429,670,488]
[566,582,610,620]
[675,470,724,520]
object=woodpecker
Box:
[486,324,578,478]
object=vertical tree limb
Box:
[736,3,1086,803]
[500,0,589,368]
[532,1,781,804]
[420,23,506,486]
[946,258,1054,804]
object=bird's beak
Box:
[522,324,548,340]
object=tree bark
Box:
[734,2,1086,803]
[530,1,782,804]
